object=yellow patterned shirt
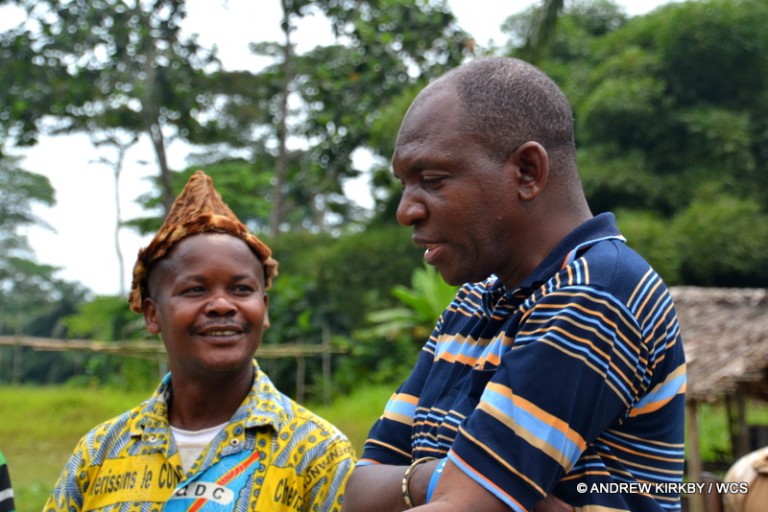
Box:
[44,361,355,512]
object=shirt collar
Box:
[133,359,291,435]
[483,212,625,300]
[518,212,625,290]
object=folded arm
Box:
[342,460,572,512]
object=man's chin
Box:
[436,266,480,287]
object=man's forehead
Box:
[152,234,262,274]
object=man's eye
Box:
[422,175,444,186]
[182,286,205,295]
[233,285,255,294]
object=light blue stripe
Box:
[447,452,525,512]
[633,373,686,409]
[481,386,582,466]
[434,336,504,362]
[384,396,417,418]
[602,431,686,459]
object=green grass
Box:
[0,386,152,512]
[0,384,391,512]
[692,401,768,466]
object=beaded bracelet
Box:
[402,457,437,508]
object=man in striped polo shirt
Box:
[343,57,686,512]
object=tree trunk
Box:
[138,8,175,217]
[686,400,705,512]
[149,122,175,215]
[270,1,292,238]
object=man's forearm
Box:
[342,460,574,512]
[342,461,438,512]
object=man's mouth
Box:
[422,243,444,264]
[204,329,240,337]
[196,324,246,337]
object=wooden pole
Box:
[296,355,305,404]
[687,400,705,512]
[322,323,332,405]
[735,391,749,455]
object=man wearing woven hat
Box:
[44,170,355,512]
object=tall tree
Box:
[520,0,565,63]
[516,0,768,286]
[199,0,472,233]
[5,0,218,213]
[0,5,59,149]
[0,156,55,268]
[91,130,140,296]
[0,157,88,340]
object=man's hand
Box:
[533,495,574,512]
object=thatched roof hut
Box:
[672,286,768,403]
[671,286,768,512]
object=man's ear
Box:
[143,298,161,335]
[511,141,549,201]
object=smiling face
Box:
[392,86,529,287]
[142,233,269,381]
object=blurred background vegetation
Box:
[2,0,768,508]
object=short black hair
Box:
[440,57,576,169]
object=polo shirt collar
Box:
[485,212,624,302]
[519,212,625,291]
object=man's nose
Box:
[205,293,236,315]
[395,189,427,227]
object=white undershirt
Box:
[171,422,228,473]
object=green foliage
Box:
[5,0,768,395]
[127,161,277,236]
[579,146,671,214]
[335,264,459,388]
[673,189,768,287]
[0,157,93,377]
[581,0,768,186]
[0,157,54,230]
[657,0,768,109]
[676,107,755,179]
[526,0,768,287]
[249,224,423,398]
[0,158,57,298]
[0,22,59,147]
[0,280,153,388]
[6,0,219,210]
[504,0,629,65]
[63,295,145,342]
[614,209,681,284]
[576,48,666,150]
[363,264,458,342]
[59,295,159,390]
[270,224,422,333]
